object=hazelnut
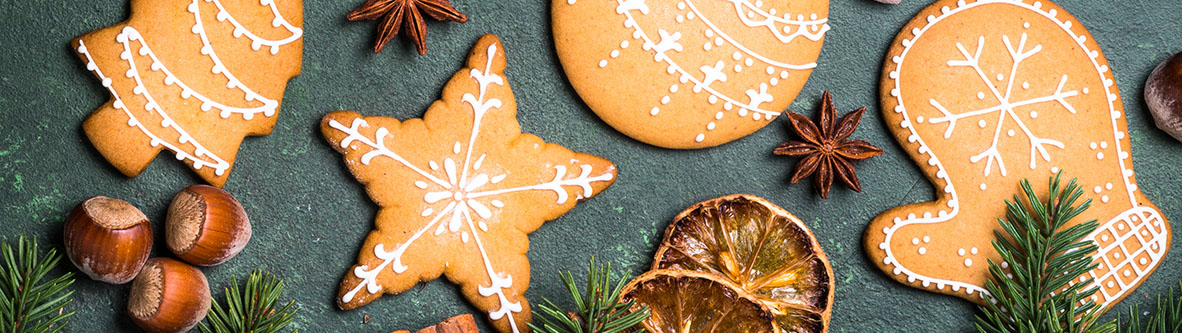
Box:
[63,196,153,284]
[128,258,211,333]
[1146,51,1182,141]
[166,185,251,266]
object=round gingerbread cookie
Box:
[865,0,1170,311]
[553,0,829,149]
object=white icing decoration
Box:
[188,0,286,119]
[926,33,1076,177]
[591,0,825,143]
[78,36,231,176]
[329,43,613,332]
[205,0,302,54]
[879,0,1168,304]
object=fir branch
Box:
[528,258,649,333]
[199,270,297,333]
[975,173,1108,333]
[0,235,75,333]
[1119,281,1182,333]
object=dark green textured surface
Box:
[1,0,1180,331]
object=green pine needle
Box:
[1118,281,1182,333]
[528,258,649,333]
[199,270,298,333]
[0,235,75,333]
[975,173,1109,333]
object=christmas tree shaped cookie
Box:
[74,0,303,187]
[553,0,829,149]
[323,35,617,332]
[866,0,1171,311]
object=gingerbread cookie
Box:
[553,0,828,149]
[74,0,303,187]
[322,35,617,332]
[865,0,1171,310]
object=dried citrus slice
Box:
[621,269,777,332]
[653,194,834,332]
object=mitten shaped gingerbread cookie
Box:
[866,0,1170,310]
[323,35,617,332]
[74,0,303,187]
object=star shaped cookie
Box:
[322,35,617,332]
[74,0,304,187]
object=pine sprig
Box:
[199,270,297,333]
[528,258,649,333]
[1119,281,1182,333]
[975,173,1108,333]
[0,235,75,333]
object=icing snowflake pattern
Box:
[927,33,1078,177]
[325,38,616,332]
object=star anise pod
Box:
[347,0,468,55]
[774,91,883,199]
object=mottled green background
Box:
[1,0,1180,331]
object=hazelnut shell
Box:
[1146,52,1182,141]
[63,196,153,284]
[128,257,211,333]
[166,185,251,266]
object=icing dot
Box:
[703,43,713,51]
[970,247,978,255]
[703,29,712,37]
[1101,141,1108,148]
[1105,182,1113,190]
[912,238,920,245]
[1102,195,1110,203]
[1090,142,1098,149]
[1140,258,1148,265]
[980,183,987,190]
[1102,235,1109,241]
[923,236,931,243]
[1029,111,1038,118]
[695,134,705,142]
[770,78,779,86]
[732,52,742,60]
[661,96,671,104]
[744,58,754,66]
[964,259,973,267]
[766,66,775,75]
[676,15,685,23]
[1097,152,1104,159]
[669,84,679,93]
[620,40,629,48]
[707,122,716,130]
[1024,22,1031,28]
[1107,281,1115,288]
[733,65,742,72]
[1051,166,1060,173]
[780,71,790,79]
[1022,82,1030,89]
[977,92,985,99]
[650,107,660,115]
[715,112,724,119]
[996,73,1004,81]
[598,60,607,68]
[978,120,987,128]
[916,116,925,123]
[1007,129,1015,137]
[1001,262,1009,268]
[958,248,966,256]
[1094,186,1102,193]
[714,37,724,46]
[610,50,619,58]
[919,247,927,255]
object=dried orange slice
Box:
[621,269,777,332]
[653,194,834,332]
